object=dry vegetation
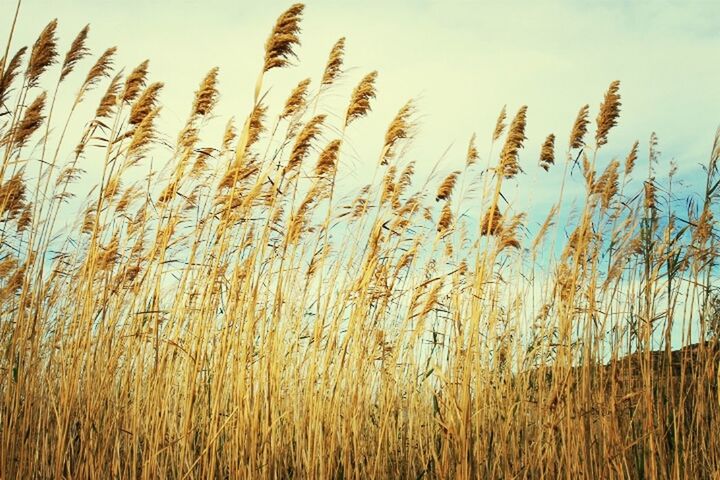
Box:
[1,3,720,479]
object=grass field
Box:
[1,3,719,478]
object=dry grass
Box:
[1,3,719,479]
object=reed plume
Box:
[498,105,527,179]
[0,172,26,218]
[380,165,397,206]
[4,91,46,150]
[0,47,27,106]
[129,82,163,125]
[59,25,90,82]
[644,179,656,210]
[191,67,219,117]
[395,161,415,199]
[315,139,341,179]
[284,114,325,175]
[127,107,160,164]
[493,105,507,142]
[595,80,621,148]
[281,78,310,119]
[436,170,461,201]
[498,213,525,251]
[466,133,479,166]
[78,47,116,99]
[26,19,58,87]
[247,102,267,150]
[0,256,17,280]
[381,100,414,165]
[287,184,322,244]
[693,205,714,246]
[592,159,619,209]
[263,3,304,72]
[480,204,503,236]
[539,133,555,171]
[345,71,377,127]
[437,202,453,234]
[321,37,345,86]
[94,72,122,119]
[121,59,149,104]
[624,140,639,176]
[221,117,237,151]
[569,104,590,149]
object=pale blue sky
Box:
[7,0,720,222]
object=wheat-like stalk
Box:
[0,6,717,480]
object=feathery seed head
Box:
[17,203,32,232]
[121,60,149,104]
[436,171,461,202]
[80,47,117,97]
[5,92,47,150]
[624,140,639,176]
[95,72,123,119]
[321,37,345,86]
[493,105,507,142]
[595,80,621,148]
[281,78,311,120]
[498,105,527,179]
[569,104,590,149]
[60,25,90,82]
[26,19,58,87]
[466,133,479,166]
[222,117,237,151]
[285,114,325,175]
[192,67,220,117]
[437,202,454,234]
[498,213,525,252]
[315,139,341,178]
[593,160,619,210]
[127,107,160,164]
[381,100,414,166]
[263,3,305,72]
[345,71,377,127]
[644,179,656,211]
[247,103,268,151]
[480,204,503,236]
[0,172,27,219]
[129,82,163,125]
[539,133,555,171]
[0,47,27,106]
[693,205,714,246]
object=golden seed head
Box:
[492,105,507,142]
[595,80,621,148]
[60,25,90,82]
[26,19,58,87]
[345,71,377,127]
[192,67,220,117]
[498,105,527,179]
[569,104,590,149]
[121,60,150,104]
[539,133,555,171]
[321,37,345,86]
[263,3,305,72]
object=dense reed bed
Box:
[1,3,719,479]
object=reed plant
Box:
[1,3,718,478]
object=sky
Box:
[6,0,720,225]
[5,0,717,352]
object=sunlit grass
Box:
[1,3,719,478]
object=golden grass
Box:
[1,3,719,479]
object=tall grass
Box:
[1,3,719,478]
